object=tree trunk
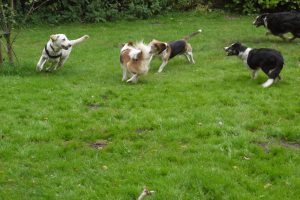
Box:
[5,0,14,64]
[0,40,3,65]
[0,0,3,65]
[5,34,13,64]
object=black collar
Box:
[45,44,62,59]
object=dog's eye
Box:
[62,38,66,41]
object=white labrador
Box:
[36,34,89,72]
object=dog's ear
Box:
[128,41,134,46]
[159,43,167,51]
[50,34,58,42]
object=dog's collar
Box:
[45,44,62,59]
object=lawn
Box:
[0,11,299,200]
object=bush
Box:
[224,0,300,14]
[12,0,300,24]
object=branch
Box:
[23,0,52,23]
[32,0,52,13]
[137,187,155,200]
[11,0,52,45]
[11,45,19,65]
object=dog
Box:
[120,41,154,83]
[36,34,89,72]
[253,11,300,41]
[224,42,284,88]
[148,29,202,73]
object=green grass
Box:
[0,11,300,200]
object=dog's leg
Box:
[70,35,89,46]
[251,70,258,79]
[55,57,69,71]
[185,53,191,62]
[275,76,281,83]
[157,60,168,73]
[188,52,195,64]
[46,62,58,72]
[36,56,47,71]
[127,74,138,83]
[121,65,128,81]
[262,78,274,88]
[132,75,139,83]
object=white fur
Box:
[238,48,252,64]
[263,17,268,27]
[129,48,141,60]
[262,79,274,88]
[36,34,89,72]
[253,16,259,25]
[121,42,154,83]
[238,48,259,79]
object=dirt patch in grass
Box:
[280,139,300,149]
[253,139,300,152]
[135,128,154,135]
[90,140,108,149]
[254,141,270,153]
[87,103,101,110]
[224,15,238,20]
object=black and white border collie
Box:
[253,11,300,41]
[224,42,284,88]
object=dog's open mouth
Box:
[225,50,234,56]
[224,47,232,56]
[62,45,69,50]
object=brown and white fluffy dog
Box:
[149,29,202,73]
[120,41,154,83]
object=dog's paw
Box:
[36,66,43,72]
[84,35,89,40]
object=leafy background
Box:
[7,0,300,24]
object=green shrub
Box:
[12,0,300,24]
[224,0,300,14]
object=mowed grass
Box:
[0,11,300,199]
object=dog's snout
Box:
[224,47,229,51]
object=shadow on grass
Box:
[0,62,82,77]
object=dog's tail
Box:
[183,29,202,41]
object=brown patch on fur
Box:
[120,49,145,74]
[186,43,192,52]
[150,40,170,56]
[149,40,173,61]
